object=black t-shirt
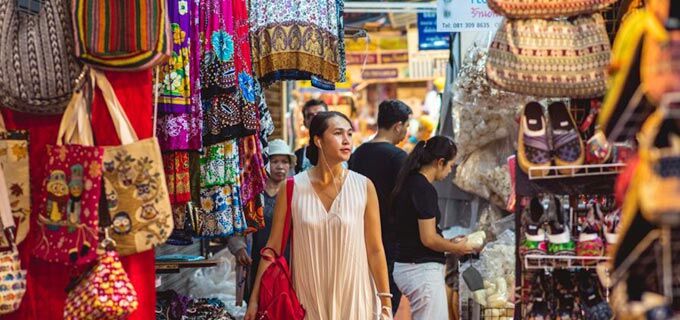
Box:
[348,142,406,246]
[394,173,446,264]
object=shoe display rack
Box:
[524,254,610,271]
[527,163,626,180]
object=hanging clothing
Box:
[157,0,202,151]
[249,0,346,89]
[291,171,379,320]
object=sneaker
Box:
[519,102,552,177]
[548,102,585,175]
[546,196,576,256]
[603,207,621,256]
[576,201,604,264]
[522,197,548,256]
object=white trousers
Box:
[393,262,448,320]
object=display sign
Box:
[417,12,450,51]
[436,0,503,32]
[362,68,399,79]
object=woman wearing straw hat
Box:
[245,139,296,301]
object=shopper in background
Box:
[244,139,295,301]
[294,99,328,173]
[246,111,393,320]
[391,136,477,320]
[348,99,412,313]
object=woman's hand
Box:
[235,248,252,266]
[244,303,258,320]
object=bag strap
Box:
[0,167,13,231]
[0,112,7,133]
[91,69,140,145]
[280,177,294,254]
[56,84,95,146]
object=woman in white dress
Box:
[245,111,392,320]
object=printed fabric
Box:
[200,140,240,188]
[157,0,203,151]
[198,184,247,238]
[249,0,346,88]
[239,135,266,204]
[163,151,192,205]
[0,130,30,244]
[34,144,104,266]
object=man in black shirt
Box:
[294,99,328,173]
[348,99,412,312]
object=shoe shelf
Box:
[524,254,610,271]
[527,163,626,180]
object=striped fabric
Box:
[72,0,172,70]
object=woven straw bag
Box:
[487,14,611,98]
[488,0,617,19]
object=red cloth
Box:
[3,70,156,320]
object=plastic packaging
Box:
[185,248,247,318]
[454,138,514,209]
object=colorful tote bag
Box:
[72,0,172,70]
[64,239,139,319]
[487,14,611,99]
[0,0,84,114]
[488,0,617,19]
[0,166,27,316]
[91,70,173,256]
[34,86,104,266]
[0,116,30,244]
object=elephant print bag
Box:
[92,70,173,256]
[34,86,104,266]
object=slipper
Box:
[518,102,552,177]
[548,102,585,175]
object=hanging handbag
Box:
[90,70,173,256]
[63,232,139,319]
[0,166,27,316]
[256,178,305,320]
[641,0,680,105]
[33,79,104,266]
[487,14,611,99]
[487,0,617,19]
[0,0,84,114]
[71,0,172,71]
[0,115,30,244]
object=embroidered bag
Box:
[91,70,173,256]
[488,0,617,19]
[0,115,30,244]
[0,166,27,316]
[63,234,139,319]
[256,178,305,320]
[0,0,84,114]
[33,82,104,266]
[71,0,172,71]
[486,14,611,99]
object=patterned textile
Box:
[0,129,30,244]
[523,135,551,165]
[0,0,84,114]
[243,194,265,232]
[576,237,604,263]
[186,298,236,320]
[198,184,247,238]
[488,0,617,19]
[642,5,680,104]
[487,14,610,99]
[163,152,191,205]
[239,135,266,204]
[200,140,240,188]
[553,130,582,163]
[249,0,345,87]
[157,0,203,151]
[63,250,139,319]
[156,290,191,320]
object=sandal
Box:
[519,102,552,176]
[548,102,584,175]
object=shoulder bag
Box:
[487,14,611,99]
[488,0,617,19]
[0,0,84,114]
[256,177,305,320]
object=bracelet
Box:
[377,292,393,298]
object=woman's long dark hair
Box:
[306,111,353,166]
[391,136,457,202]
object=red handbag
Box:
[256,178,305,320]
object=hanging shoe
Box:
[548,102,585,175]
[576,201,604,264]
[554,271,577,320]
[518,102,552,177]
[603,207,622,256]
[527,274,550,320]
[522,197,548,256]
[578,272,613,320]
[546,196,576,257]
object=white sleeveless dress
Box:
[291,171,379,320]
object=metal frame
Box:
[344,1,437,13]
[524,254,610,271]
[528,163,627,180]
